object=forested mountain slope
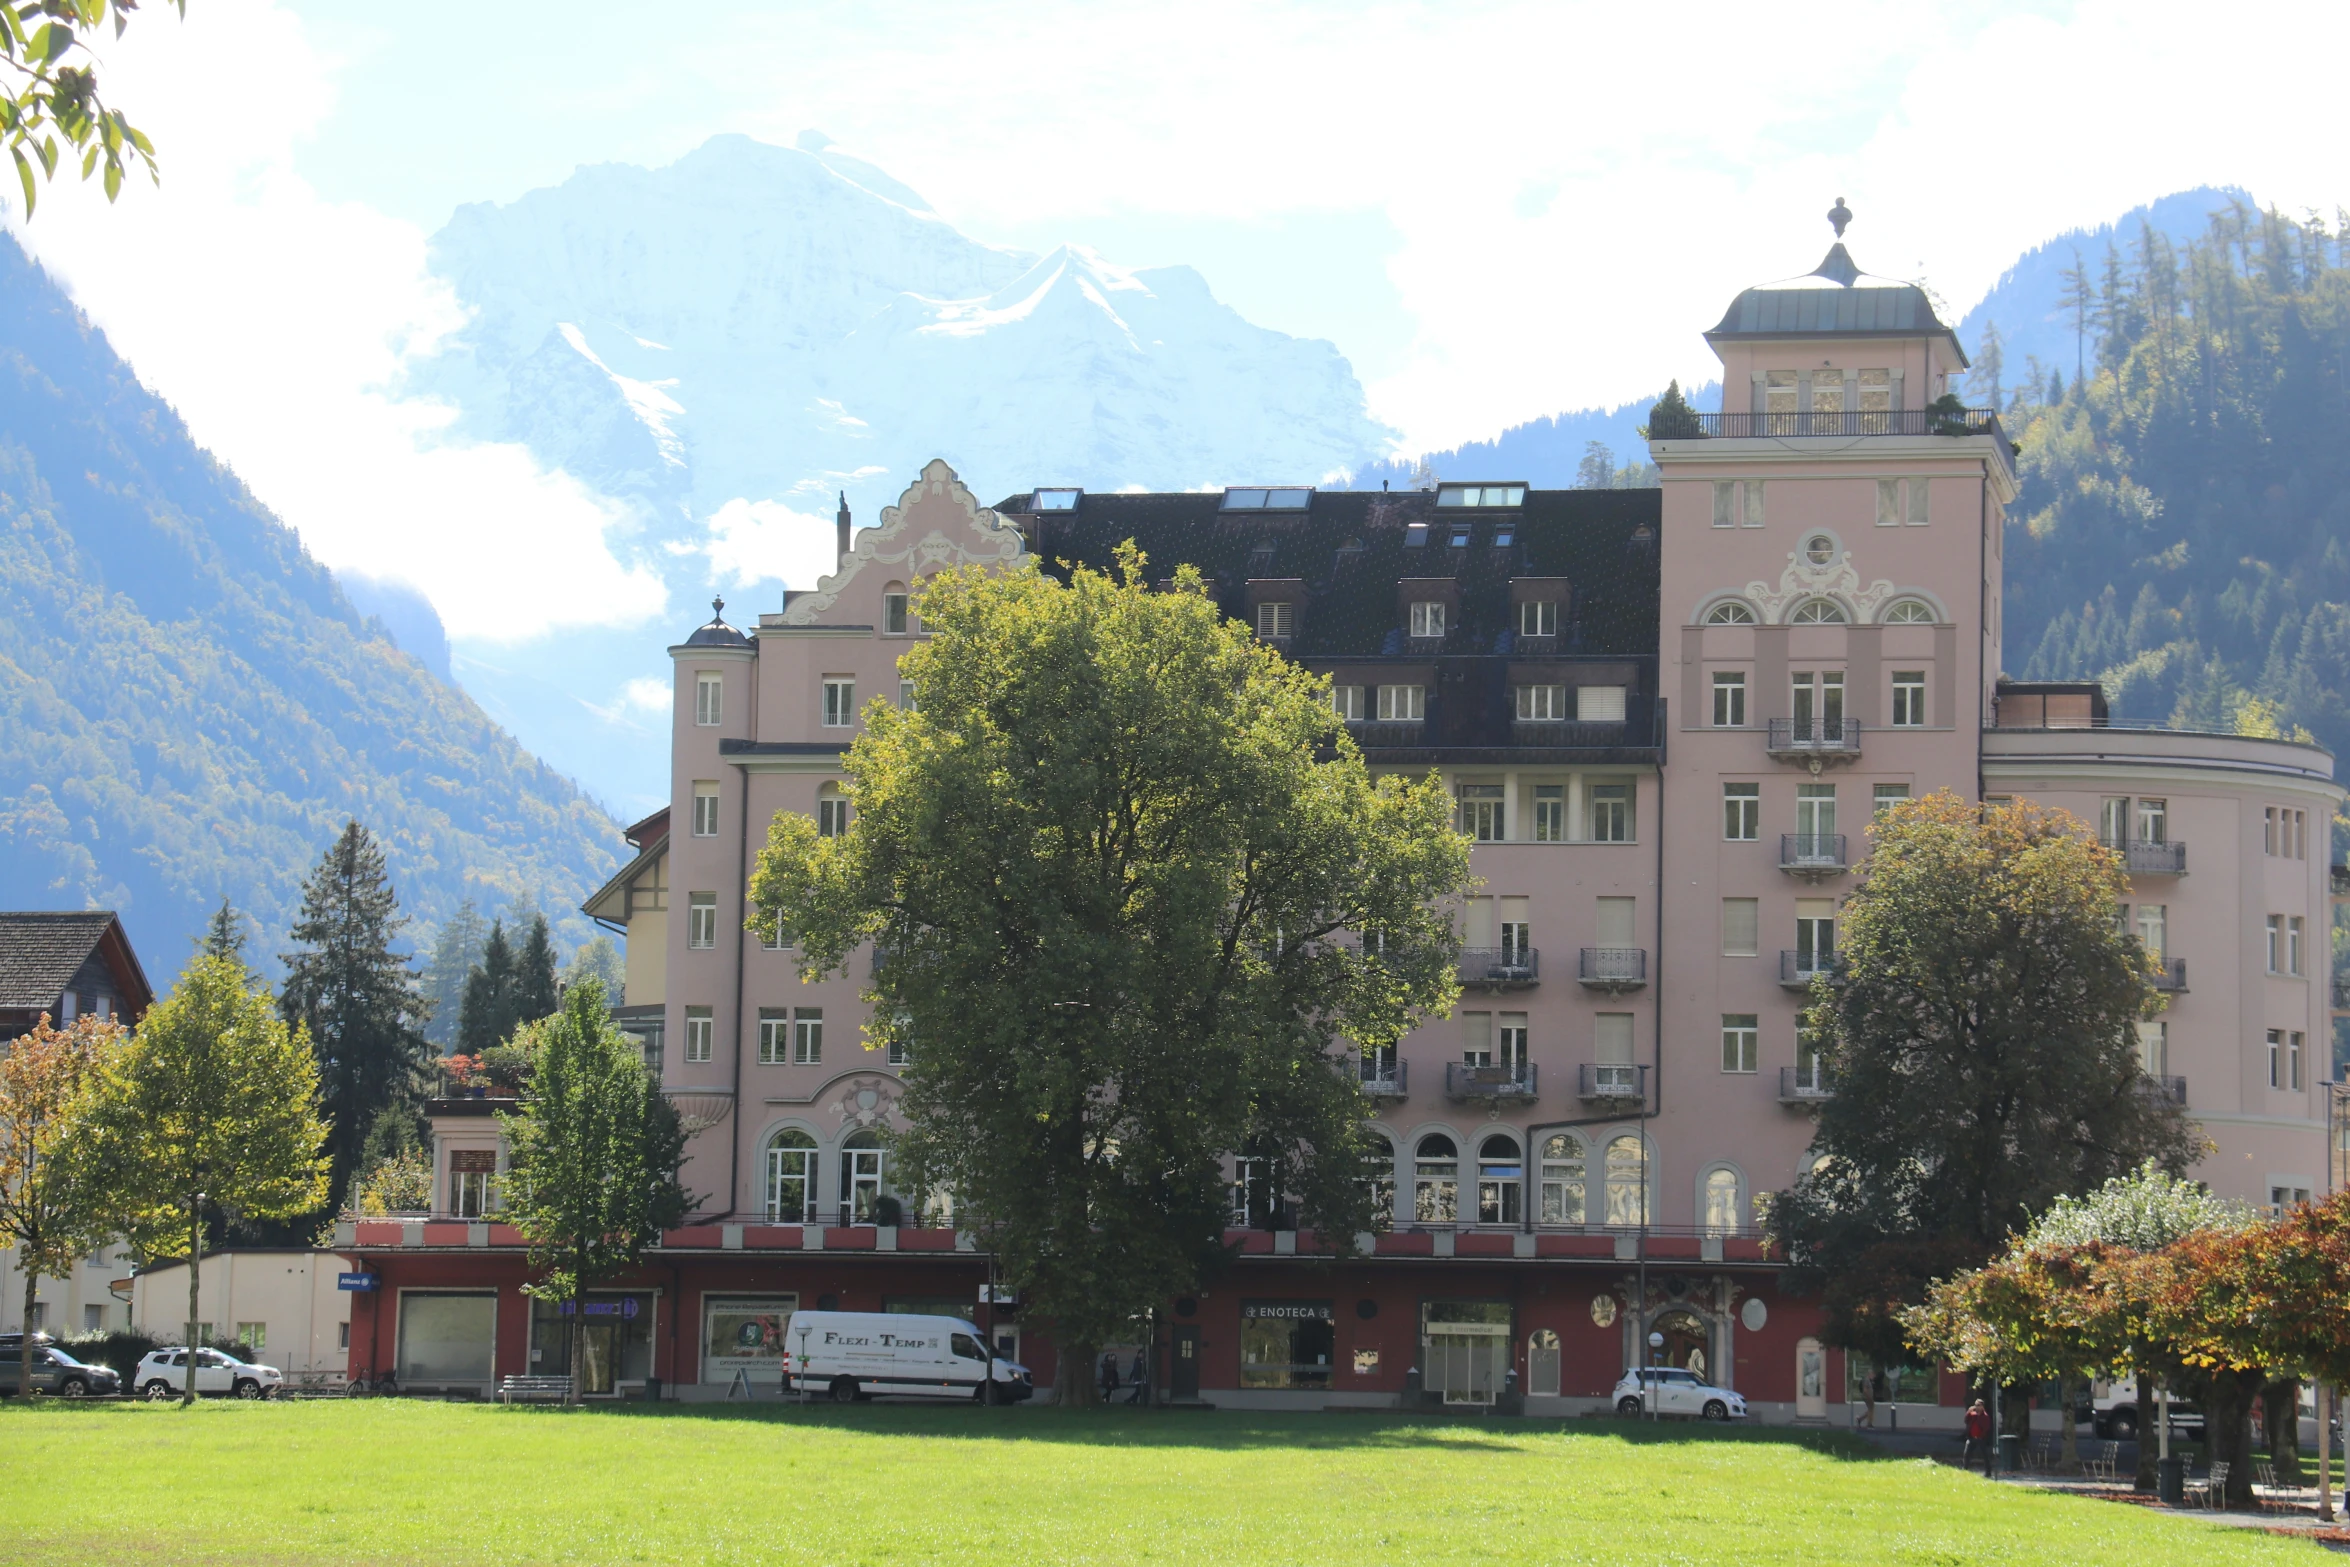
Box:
[0,236,621,980]
[1994,202,2350,764]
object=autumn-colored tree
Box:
[77,954,330,1404]
[749,548,1469,1402]
[0,1014,123,1395]
[1771,793,2197,1370]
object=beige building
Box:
[130,1249,351,1380]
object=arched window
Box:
[1476,1134,1522,1225]
[1361,1133,1396,1223]
[1414,1134,1458,1224]
[840,1128,886,1223]
[1881,598,1935,624]
[1788,599,1849,625]
[1703,600,1756,626]
[817,783,852,839]
[764,1128,817,1223]
[1603,1135,1649,1228]
[1540,1133,1586,1225]
[882,581,911,635]
[1702,1168,1743,1236]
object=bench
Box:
[497,1375,573,1404]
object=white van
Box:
[783,1312,1034,1404]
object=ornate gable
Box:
[777,459,1026,624]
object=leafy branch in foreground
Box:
[1,2,181,215]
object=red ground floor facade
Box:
[335,1221,1973,1423]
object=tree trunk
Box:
[1058,1340,1099,1407]
[2205,1369,2261,1509]
[2058,1372,2080,1471]
[18,1265,38,1398]
[2133,1372,2157,1491]
[184,1202,203,1408]
[567,1293,583,1408]
[2265,1378,2304,1486]
[2003,1383,2032,1453]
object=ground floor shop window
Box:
[1527,1329,1561,1397]
[702,1294,797,1386]
[1238,1301,1334,1390]
[1422,1300,1509,1406]
[397,1291,495,1386]
[1845,1357,1935,1404]
[532,1291,655,1395]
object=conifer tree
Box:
[280,823,431,1213]
[517,915,559,1022]
[458,920,518,1055]
[419,902,487,1050]
[193,897,256,984]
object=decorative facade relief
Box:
[1737,545,1902,625]
[779,458,1026,624]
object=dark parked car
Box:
[0,1334,122,1397]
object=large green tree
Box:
[280,822,430,1212]
[79,953,330,1403]
[497,979,688,1405]
[457,919,518,1055]
[1770,792,2198,1371]
[516,914,559,1023]
[0,1013,123,1395]
[749,548,1469,1402]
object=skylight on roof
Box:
[1221,487,1313,512]
[1436,483,1526,509]
[1032,488,1082,511]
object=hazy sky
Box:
[9,0,2349,641]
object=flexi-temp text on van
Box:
[783,1311,1035,1403]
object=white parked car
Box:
[1613,1365,1747,1421]
[135,1346,284,1400]
[783,1311,1035,1403]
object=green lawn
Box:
[0,1400,2326,1565]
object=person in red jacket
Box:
[1963,1399,1994,1474]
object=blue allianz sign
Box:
[337,1272,378,1292]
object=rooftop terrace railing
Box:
[1672,408,2007,441]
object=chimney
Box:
[835,492,851,567]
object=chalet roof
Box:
[0,910,150,1013]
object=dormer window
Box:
[1409,602,1446,639]
[1519,600,1558,637]
[1032,488,1081,511]
[1492,523,1516,547]
[1255,602,1295,640]
[1436,483,1526,508]
[1221,487,1313,511]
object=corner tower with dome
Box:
[334,212,2343,1421]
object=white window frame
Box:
[1890,672,1926,727]
[757,1010,788,1065]
[687,892,717,950]
[883,592,910,635]
[821,677,857,729]
[1720,1014,1758,1074]
[1330,684,1364,721]
[1587,783,1631,843]
[684,1007,714,1064]
[793,1008,823,1066]
[1519,599,1559,637]
[1723,783,1759,841]
[1409,601,1446,638]
[695,673,722,727]
[1712,671,1747,728]
[1515,684,1568,722]
[1376,684,1425,722]
[691,781,720,838]
[1256,601,1295,640]
[1531,785,1565,843]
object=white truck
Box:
[783,1311,1035,1404]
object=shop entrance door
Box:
[579,1321,620,1395]
[1170,1326,1201,1400]
[1426,1328,1507,1404]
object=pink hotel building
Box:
[342,224,2344,1417]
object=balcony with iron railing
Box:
[2149,959,2188,993]
[2142,1074,2188,1108]
[1458,946,1539,988]
[1779,951,1838,990]
[1576,947,1647,991]
[1445,1062,1537,1104]
[1765,718,1863,762]
[2102,838,2187,876]
[1778,1065,1832,1105]
[1779,833,1848,877]
[1670,408,2008,442]
[1576,1062,1650,1108]
[1358,1058,1408,1101]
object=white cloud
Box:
[5,0,667,642]
[582,675,673,725]
[702,497,844,593]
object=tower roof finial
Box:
[712,594,726,621]
[1828,196,1852,239]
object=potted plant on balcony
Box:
[478,1041,536,1098]
[442,1054,487,1097]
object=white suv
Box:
[136,1347,284,1400]
[1612,1365,1747,1421]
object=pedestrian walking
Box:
[1963,1399,1994,1474]
[1865,1368,1888,1428]
[1099,1351,1121,1402]
[1125,1349,1148,1405]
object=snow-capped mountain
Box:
[408,132,1393,814]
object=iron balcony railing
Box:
[1778,1066,1832,1104]
[1358,1058,1408,1099]
[1779,833,1848,874]
[1779,950,1837,989]
[1577,947,1647,989]
[1445,1062,1537,1102]
[2332,978,2350,1012]
[1669,408,2006,441]
[2149,959,2188,993]
[2142,1074,2189,1108]
[2102,838,2187,875]
[1765,718,1863,758]
[1459,947,1539,987]
[1346,720,1430,748]
[1577,1062,1650,1106]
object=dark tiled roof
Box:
[0,911,125,1010]
[997,486,1663,757]
[1705,244,1960,355]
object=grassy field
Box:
[0,1399,2328,1566]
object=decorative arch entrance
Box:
[1648,1307,1712,1380]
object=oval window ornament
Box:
[1590,1294,1619,1328]
[1805,535,1835,565]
